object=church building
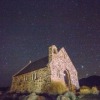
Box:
[10,45,79,93]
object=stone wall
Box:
[49,47,79,90]
[10,67,51,93]
[10,45,79,94]
[49,45,58,62]
[61,48,79,89]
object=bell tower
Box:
[49,45,58,62]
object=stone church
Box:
[10,45,79,93]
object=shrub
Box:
[91,86,99,95]
[70,84,76,93]
[80,86,91,95]
[80,86,90,89]
[44,81,68,95]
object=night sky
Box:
[0,0,100,87]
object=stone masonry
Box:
[10,45,79,93]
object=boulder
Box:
[19,95,28,100]
[57,95,70,100]
[64,91,76,100]
[37,96,46,100]
[27,93,38,100]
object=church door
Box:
[64,70,71,90]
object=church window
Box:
[25,76,28,81]
[32,73,34,80]
[34,72,37,80]
[24,76,26,81]
[24,75,28,81]
[53,48,57,54]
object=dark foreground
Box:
[0,92,100,100]
[78,94,100,100]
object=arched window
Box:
[34,72,37,80]
[24,75,27,81]
[24,76,26,81]
[53,48,57,54]
[32,73,34,80]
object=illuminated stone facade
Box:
[10,45,79,93]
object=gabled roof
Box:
[14,56,48,76]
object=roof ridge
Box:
[14,56,48,76]
[13,61,31,76]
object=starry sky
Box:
[0,0,100,87]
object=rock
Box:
[61,96,70,100]
[57,95,62,100]
[27,93,38,100]
[57,95,70,100]
[64,91,76,100]
[19,95,28,100]
[12,94,18,99]
[37,96,46,100]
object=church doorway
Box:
[64,70,71,90]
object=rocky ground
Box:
[0,92,100,100]
[78,94,100,100]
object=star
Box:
[94,72,97,74]
[18,11,22,15]
[31,23,34,26]
[42,14,46,17]
[86,73,89,77]
[96,58,99,61]
[0,0,100,87]
[81,65,84,69]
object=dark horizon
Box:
[0,0,100,87]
